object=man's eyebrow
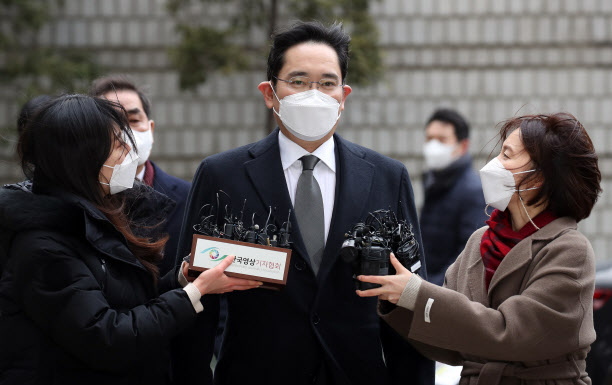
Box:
[286,71,309,78]
[285,71,340,81]
[321,73,339,80]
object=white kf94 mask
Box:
[100,148,139,195]
[131,121,154,166]
[271,82,341,141]
[479,157,538,212]
[423,139,457,171]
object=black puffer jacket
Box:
[0,185,196,385]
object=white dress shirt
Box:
[278,131,336,243]
[136,167,145,181]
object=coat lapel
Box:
[487,236,533,302]
[243,131,377,280]
[487,217,578,300]
[316,135,376,283]
[244,130,310,267]
[466,254,488,306]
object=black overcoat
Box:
[173,129,434,385]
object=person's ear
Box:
[339,85,352,112]
[458,138,469,155]
[533,170,545,188]
[258,81,275,109]
[149,120,155,143]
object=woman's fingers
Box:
[357,274,387,284]
[206,274,263,294]
[355,287,388,297]
[196,255,267,294]
[353,257,412,301]
[182,261,189,278]
[389,253,408,274]
[214,255,236,271]
[224,277,262,287]
[209,282,262,294]
[230,284,263,291]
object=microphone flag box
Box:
[188,234,292,290]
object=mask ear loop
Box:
[514,166,541,229]
[269,81,282,118]
[484,204,493,218]
[517,187,541,230]
[99,163,116,187]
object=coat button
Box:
[312,313,320,325]
[295,261,305,271]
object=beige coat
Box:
[380,217,596,385]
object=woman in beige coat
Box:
[358,113,602,385]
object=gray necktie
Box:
[294,155,325,275]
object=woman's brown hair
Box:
[497,113,602,222]
[99,200,167,285]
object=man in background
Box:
[420,108,487,286]
[91,75,190,276]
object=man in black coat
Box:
[420,109,488,286]
[174,22,433,385]
[91,76,191,276]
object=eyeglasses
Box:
[273,76,343,93]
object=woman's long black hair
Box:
[18,94,165,282]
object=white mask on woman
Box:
[479,157,538,212]
[270,82,341,141]
[131,121,154,166]
[100,148,139,194]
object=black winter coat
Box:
[419,154,488,286]
[0,185,197,385]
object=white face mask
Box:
[131,121,154,166]
[100,148,139,194]
[270,82,341,141]
[479,157,538,212]
[423,139,457,170]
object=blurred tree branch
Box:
[0,0,102,142]
[167,0,383,90]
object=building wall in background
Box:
[0,0,610,261]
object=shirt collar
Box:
[278,131,336,173]
[136,166,145,181]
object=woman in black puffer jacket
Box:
[0,95,261,385]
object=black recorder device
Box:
[339,209,422,290]
[192,191,292,250]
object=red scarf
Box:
[480,209,557,289]
[143,160,155,187]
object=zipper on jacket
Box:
[100,257,107,290]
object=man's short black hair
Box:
[90,75,152,118]
[426,108,470,141]
[267,21,350,85]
